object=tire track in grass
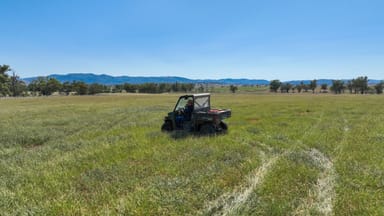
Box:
[334,109,353,156]
[205,109,330,215]
[204,151,286,216]
[302,110,325,139]
[293,108,336,215]
[310,149,336,215]
[294,149,336,216]
[207,148,335,216]
[294,108,352,215]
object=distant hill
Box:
[23,73,382,86]
[23,73,270,85]
[23,73,194,85]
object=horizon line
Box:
[21,72,383,82]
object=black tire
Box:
[199,123,216,135]
[161,121,173,132]
[219,121,228,132]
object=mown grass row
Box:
[1,94,383,215]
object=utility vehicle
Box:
[161,93,231,134]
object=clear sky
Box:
[1,0,383,81]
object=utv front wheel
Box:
[161,121,173,132]
[199,123,216,135]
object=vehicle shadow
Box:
[169,130,191,139]
[166,130,225,140]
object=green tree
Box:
[269,80,281,92]
[61,81,72,95]
[10,71,27,96]
[346,80,353,93]
[280,83,292,93]
[0,65,11,96]
[46,77,62,95]
[296,82,304,93]
[374,82,384,94]
[71,81,88,95]
[331,80,344,94]
[88,83,105,95]
[180,83,194,93]
[0,65,11,75]
[28,77,46,95]
[27,79,39,96]
[309,79,317,93]
[158,83,171,93]
[172,82,180,92]
[197,84,205,93]
[123,83,137,93]
[320,83,328,93]
[352,76,368,94]
[229,85,238,93]
[184,83,194,92]
[138,83,158,93]
[27,77,61,96]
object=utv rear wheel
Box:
[161,121,173,132]
[199,123,216,135]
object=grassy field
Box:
[1,93,384,215]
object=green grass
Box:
[1,94,384,215]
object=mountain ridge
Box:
[23,73,382,85]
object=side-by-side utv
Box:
[161,93,231,134]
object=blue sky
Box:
[1,0,383,80]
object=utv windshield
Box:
[174,96,193,111]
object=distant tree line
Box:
[269,76,383,94]
[1,64,383,97]
[0,65,197,97]
[114,82,194,94]
[270,79,320,94]
[27,79,195,96]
